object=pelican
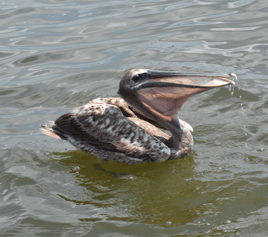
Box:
[41,69,236,164]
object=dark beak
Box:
[134,70,235,91]
[134,70,236,118]
[118,69,237,132]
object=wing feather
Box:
[54,99,171,162]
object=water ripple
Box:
[1,0,268,235]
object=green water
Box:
[1,0,268,236]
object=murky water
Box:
[1,0,268,236]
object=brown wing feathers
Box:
[41,98,171,162]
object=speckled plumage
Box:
[42,98,178,164]
[41,69,236,164]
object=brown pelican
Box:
[41,69,236,164]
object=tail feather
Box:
[40,121,66,140]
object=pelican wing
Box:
[50,99,171,163]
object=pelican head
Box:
[118,69,236,150]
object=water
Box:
[1,0,268,236]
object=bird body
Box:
[41,69,236,164]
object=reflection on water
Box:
[1,0,268,236]
[57,151,199,224]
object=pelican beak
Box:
[118,69,237,131]
[133,70,236,117]
[133,70,236,90]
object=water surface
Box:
[1,0,268,236]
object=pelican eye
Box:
[132,73,147,83]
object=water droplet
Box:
[73,166,80,172]
[229,84,234,96]
[166,221,172,225]
[258,147,266,152]
[226,220,231,223]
